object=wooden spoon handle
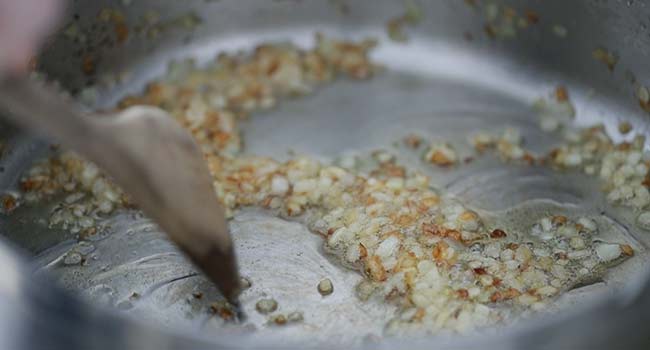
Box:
[0,77,241,302]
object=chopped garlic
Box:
[256,298,278,314]
[317,278,334,296]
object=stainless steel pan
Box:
[1,0,650,348]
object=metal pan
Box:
[1,0,650,348]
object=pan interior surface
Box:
[19,25,649,347]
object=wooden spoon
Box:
[0,76,242,304]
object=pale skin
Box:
[0,0,62,72]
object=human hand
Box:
[0,0,63,73]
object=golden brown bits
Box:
[621,244,635,257]
[555,85,569,102]
[618,121,632,135]
[473,139,495,154]
[593,47,618,71]
[385,287,401,300]
[1,194,17,214]
[265,60,280,76]
[381,230,404,241]
[459,211,478,222]
[506,242,520,250]
[548,148,561,161]
[364,195,377,206]
[382,163,406,178]
[366,255,387,282]
[394,252,418,273]
[192,292,203,299]
[359,243,368,259]
[348,64,372,80]
[428,150,456,167]
[456,289,469,299]
[412,308,426,322]
[552,215,567,226]
[304,51,330,81]
[270,314,287,325]
[502,287,521,299]
[79,227,97,241]
[422,223,462,242]
[638,85,650,109]
[421,222,438,236]
[473,267,488,275]
[522,153,536,165]
[490,229,507,238]
[114,22,129,44]
[490,291,503,303]
[209,301,235,321]
[446,229,462,242]
[419,196,440,208]
[395,214,414,226]
[616,142,632,151]
[143,83,167,106]
[260,196,273,208]
[432,241,449,262]
[82,55,95,75]
[404,134,422,149]
[554,252,568,260]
